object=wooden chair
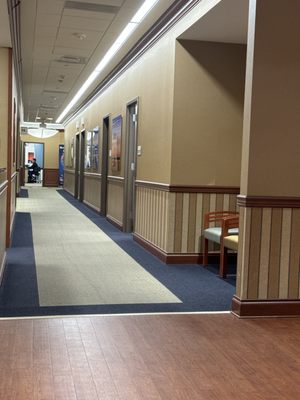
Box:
[203,211,239,278]
[220,216,239,278]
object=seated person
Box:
[27,158,40,183]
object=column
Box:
[233,0,300,317]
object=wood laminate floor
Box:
[0,313,299,399]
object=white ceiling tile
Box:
[32,59,51,68]
[35,37,56,47]
[57,26,103,40]
[53,46,93,58]
[48,64,85,76]
[37,0,65,15]
[34,46,54,57]
[54,38,96,50]
[60,15,110,32]
[36,14,62,27]
[70,0,124,6]
[63,8,115,21]
[35,25,58,38]
[55,26,103,49]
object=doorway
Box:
[79,130,85,202]
[100,116,109,216]
[74,134,80,198]
[123,100,138,232]
[24,142,44,186]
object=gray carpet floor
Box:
[17,187,181,307]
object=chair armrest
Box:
[204,211,239,229]
[221,216,239,240]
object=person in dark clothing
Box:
[28,158,40,183]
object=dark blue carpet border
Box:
[0,189,236,317]
[18,188,29,198]
[0,212,40,311]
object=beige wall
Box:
[241,0,300,197]
[172,40,246,186]
[64,1,234,187]
[20,132,64,169]
[0,48,9,173]
[64,31,176,184]
[63,0,244,257]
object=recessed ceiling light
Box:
[72,32,87,40]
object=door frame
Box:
[123,98,139,233]
[74,133,80,199]
[100,115,110,216]
[79,129,85,202]
[23,141,45,185]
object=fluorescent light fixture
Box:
[21,121,64,130]
[95,22,137,73]
[131,0,159,23]
[28,128,59,139]
[56,0,160,123]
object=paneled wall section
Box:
[237,206,300,300]
[83,173,101,212]
[135,185,238,255]
[135,187,169,251]
[64,170,75,195]
[107,178,124,227]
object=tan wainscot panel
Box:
[135,187,238,255]
[167,191,238,254]
[83,173,101,212]
[135,186,169,251]
[107,178,124,227]
[64,169,75,195]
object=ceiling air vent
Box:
[64,1,119,14]
[55,55,86,65]
[40,105,59,110]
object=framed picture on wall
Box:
[92,126,99,171]
[85,131,92,169]
[111,115,122,172]
[70,137,74,168]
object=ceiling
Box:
[16,0,175,123]
[3,0,249,125]
[179,0,249,44]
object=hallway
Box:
[0,187,235,317]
